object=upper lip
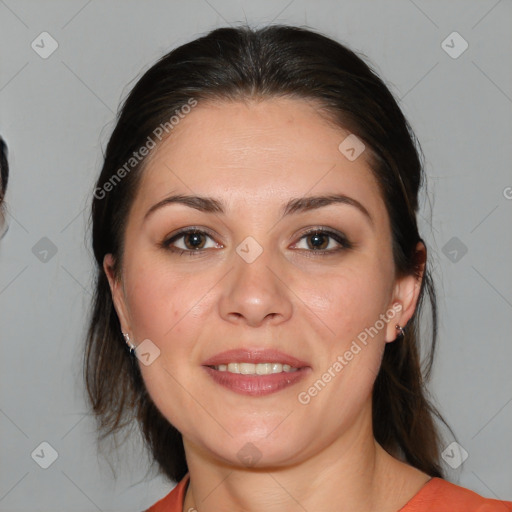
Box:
[202,348,310,368]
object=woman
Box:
[84,25,512,511]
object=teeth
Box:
[256,363,272,375]
[240,363,254,375]
[214,362,299,375]
[227,363,239,373]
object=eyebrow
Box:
[144,193,374,227]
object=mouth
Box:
[202,348,311,396]
[207,362,300,374]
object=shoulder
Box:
[144,473,190,512]
[400,477,512,512]
[143,474,512,512]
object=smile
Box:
[210,362,299,374]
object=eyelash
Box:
[160,226,353,257]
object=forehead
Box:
[135,97,386,218]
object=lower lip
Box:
[202,366,311,396]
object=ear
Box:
[385,241,426,343]
[103,253,131,335]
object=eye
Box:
[161,226,352,256]
[292,228,352,254]
[162,228,221,255]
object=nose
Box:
[218,242,293,328]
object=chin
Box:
[211,433,307,470]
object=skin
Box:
[104,97,430,512]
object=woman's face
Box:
[105,97,421,468]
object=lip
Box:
[202,348,311,396]
[202,348,310,368]
[203,366,311,396]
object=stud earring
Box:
[122,332,136,357]
[395,324,406,340]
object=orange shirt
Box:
[146,473,512,512]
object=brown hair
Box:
[0,135,9,240]
[84,24,457,483]
[0,136,8,207]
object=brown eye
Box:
[182,231,207,250]
[162,228,221,255]
[294,228,352,254]
[306,232,330,250]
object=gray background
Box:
[0,0,511,510]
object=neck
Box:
[181,406,425,512]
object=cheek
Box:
[297,261,391,342]
[299,267,391,394]
[120,247,170,329]
[121,257,210,425]
[122,254,218,345]
[125,270,179,340]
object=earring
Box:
[122,332,136,356]
[395,324,406,340]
